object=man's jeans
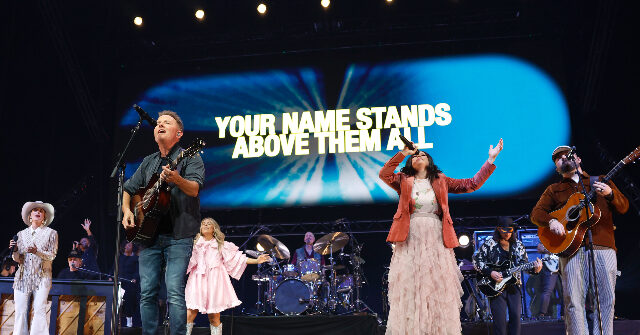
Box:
[139,235,193,335]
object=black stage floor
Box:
[119,316,640,335]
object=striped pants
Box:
[560,246,617,335]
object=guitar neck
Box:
[586,160,625,202]
[506,256,548,275]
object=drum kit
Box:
[249,232,367,316]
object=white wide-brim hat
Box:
[21,201,55,226]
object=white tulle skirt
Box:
[386,213,463,335]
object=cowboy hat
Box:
[21,201,55,226]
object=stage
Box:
[117,315,640,335]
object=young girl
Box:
[185,217,270,335]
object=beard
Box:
[558,159,577,173]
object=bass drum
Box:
[274,279,312,315]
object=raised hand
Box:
[488,138,504,164]
[81,218,92,232]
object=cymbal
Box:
[257,234,290,260]
[314,232,349,255]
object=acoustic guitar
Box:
[126,138,206,245]
[536,146,639,257]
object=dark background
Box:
[1,0,639,320]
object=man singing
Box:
[531,146,628,335]
[121,111,204,335]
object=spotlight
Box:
[195,9,205,20]
[458,234,471,248]
[386,0,393,2]
[257,3,267,14]
[321,0,330,8]
[133,16,143,26]
[256,243,265,252]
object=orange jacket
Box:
[530,172,629,251]
[379,152,496,248]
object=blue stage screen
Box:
[119,54,570,209]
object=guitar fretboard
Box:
[585,160,625,203]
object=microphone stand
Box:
[73,266,135,283]
[570,153,604,334]
[109,117,144,335]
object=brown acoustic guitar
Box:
[126,138,206,245]
[537,146,639,257]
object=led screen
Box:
[120,54,570,209]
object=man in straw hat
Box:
[8,201,58,335]
[531,146,629,335]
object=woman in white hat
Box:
[8,201,58,335]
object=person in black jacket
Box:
[74,218,100,274]
[57,249,97,280]
[110,241,141,327]
[473,217,542,335]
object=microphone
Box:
[133,104,157,127]
[11,235,18,252]
[566,146,577,160]
[398,134,417,152]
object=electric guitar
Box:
[536,146,640,257]
[477,255,552,298]
[126,138,206,245]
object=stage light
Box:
[257,3,267,14]
[133,17,143,26]
[386,0,393,2]
[458,234,471,248]
[195,9,205,20]
[321,0,330,8]
[256,243,265,252]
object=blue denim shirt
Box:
[124,144,205,240]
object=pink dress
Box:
[185,238,248,314]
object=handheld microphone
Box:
[11,235,18,252]
[566,146,577,160]
[398,134,417,151]
[133,104,157,127]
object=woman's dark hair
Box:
[493,227,517,244]
[400,151,442,182]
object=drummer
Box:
[290,232,325,267]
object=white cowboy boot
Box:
[186,322,194,335]
[210,322,222,335]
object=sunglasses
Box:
[498,227,514,233]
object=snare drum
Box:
[299,258,321,282]
[282,264,298,278]
[274,279,312,315]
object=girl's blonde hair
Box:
[195,217,225,251]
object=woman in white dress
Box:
[379,139,503,335]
